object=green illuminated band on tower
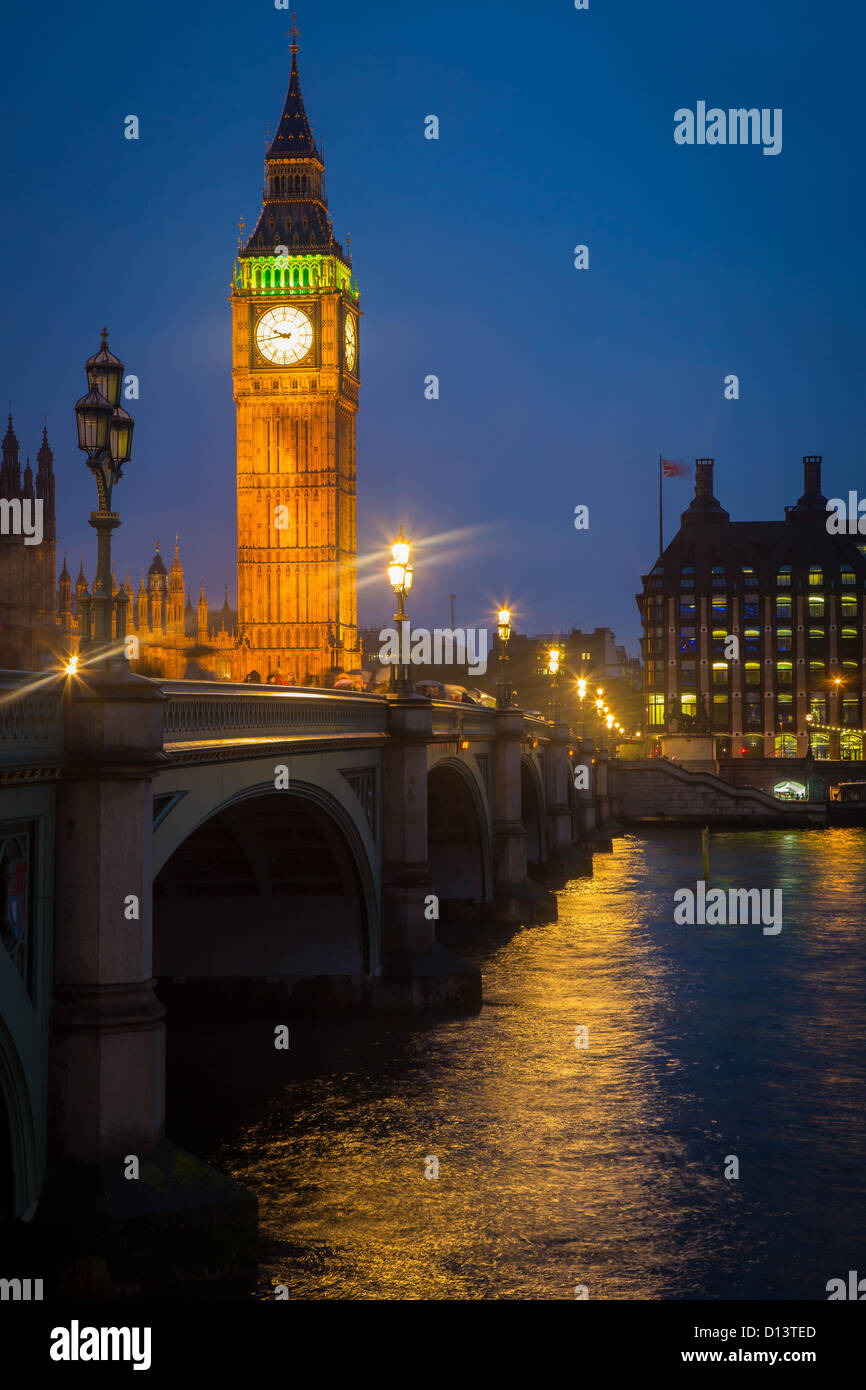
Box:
[234,254,358,298]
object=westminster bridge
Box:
[0,667,609,1294]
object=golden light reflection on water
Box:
[192,829,866,1300]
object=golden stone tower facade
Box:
[231,34,360,684]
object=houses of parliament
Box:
[0,34,359,684]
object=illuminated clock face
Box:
[344,314,357,371]
[255,306,313,365]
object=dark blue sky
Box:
[1,0,863,651]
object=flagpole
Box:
[658,452,663,559]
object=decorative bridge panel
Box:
[159,681,389,744]
[0,679,64,767]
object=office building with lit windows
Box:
[637,457,866,759]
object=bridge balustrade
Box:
[429,700,554,744]
[158,680,389,745]
[0,673,64,769]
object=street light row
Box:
[387,537,626,745]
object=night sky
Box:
[1,0,863,651]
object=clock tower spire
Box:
[232,30,359,684]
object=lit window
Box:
[776,661,793,686]
[649,694,665,726]
[712,662,729,685]
[808,566,823,586]
[680,694,697,719]
[712,596,728,619]
[776,628,792,652]
[842,697,859,727]
[776,567,791,587]
[841,595,858,617]
[809,660,826,677]
[744,662,761,685]
[841,568,856,586]
[775,595,792,619]
[808,595,824,617]
[841,627,857,641]
[776,694,794,728]
[808,627,825,641]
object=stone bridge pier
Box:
[379,697,481,1007]
[35,669,256,1300]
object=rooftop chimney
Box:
[681,458,730,526]
[803,455,822,495]
[695,458,714,497]
[787,454,827,519]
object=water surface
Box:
[167,828,866,1299]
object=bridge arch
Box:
[427,758,491,906]
[521,755,547,870]
[153,780,378,994]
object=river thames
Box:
[167,828,866,1300]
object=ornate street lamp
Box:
[576,676,587,737]
[547,645,561,721]
[387,526,413,694]
[74,328,134,664]
[497,606,512,709]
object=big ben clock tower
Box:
[232,28,359,684]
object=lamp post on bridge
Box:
[547,645,561,722]
[576,677,587,737]
[74,328,135,669]
[388,526,414,695]
[497,606,512,709]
